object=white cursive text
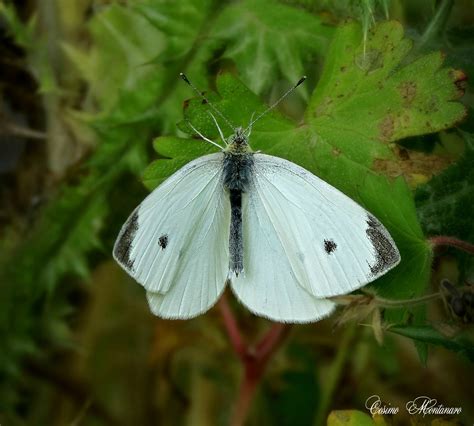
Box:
[365,395,399,415]
[406,396,462,417]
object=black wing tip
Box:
[365,214,400,276]
[113,210,139,271]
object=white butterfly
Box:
[113,74,400,323]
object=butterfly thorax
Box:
[223,128,254,192]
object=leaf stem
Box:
[371,292,443,308]
[331,291,443,309]
[429,236,474,255]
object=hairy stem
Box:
[331,291,443,309]
[429,236,474,255]
[374,292,442,308]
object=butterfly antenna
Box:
[180,73,236,132]
[185,119,225,150]
[244,76,307,134]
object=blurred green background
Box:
[0,1,473,425]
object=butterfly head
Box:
[226,127,251,154]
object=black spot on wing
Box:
[366,214,399,276]
[113,210,139,271]
[324,239,337,254]
[158,234,169,249]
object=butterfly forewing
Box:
[245,154,400,299]
[113,153,231,319]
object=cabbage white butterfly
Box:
[113,74,400,322]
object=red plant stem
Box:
[429,236,474,255]
[231,363,261,426]
[218,294,246,358]
[231,325,290,426]
[256,323,292,364]
[219,295,292,426]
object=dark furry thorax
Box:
[223,127,254,275]
[223,127,254,192]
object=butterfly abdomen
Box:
[223,152,254,276]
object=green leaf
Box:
[143,136,218,190]
[0,3,36,48]
[415,131,474,278]
[327,410,379,426]
[388,324,474,361]
[135,0,214,63]
[307,21,466,151]
[209,0,334,96]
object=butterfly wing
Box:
[235,153,400,302]
[113,153,230,319]
[230,186,336,323]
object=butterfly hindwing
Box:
[113,153,230,319]
[230,184,336,323]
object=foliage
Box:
[416,131,474,278]
[388,323,474,361]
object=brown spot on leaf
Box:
[332,148,341,156]
[373,146,454,186]
[398,81,417,106]
[379,115,395,141]
[400,112,411,126]
[398,147,409,160]
[449,69,467,96]
[424,95,439,113]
